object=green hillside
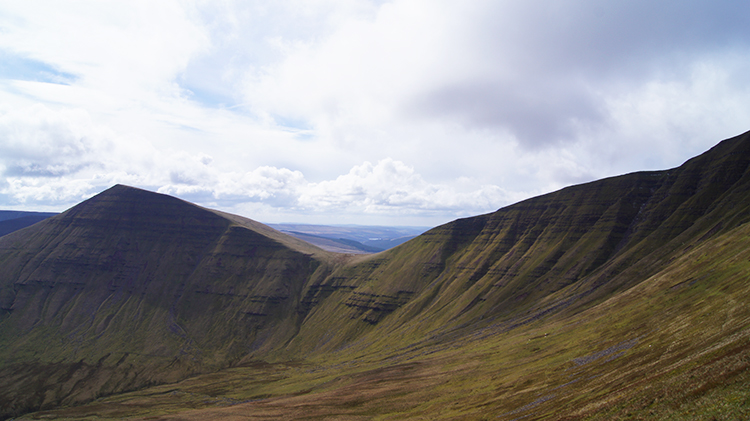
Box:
[0,186,339,417]
[1,131,750,420]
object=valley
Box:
[1,131,750,420]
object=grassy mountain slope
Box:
[21,209,750,420]
[278,130,750,360]
[0,185,338,418]
[2,130,750,419]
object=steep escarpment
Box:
[282,131,750,355]
[0,185,335,417]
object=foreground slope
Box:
[0,185,337,418]
[3,130,750,419]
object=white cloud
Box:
[0,105,108,177]
[0,1,209,96]
[0,1,749,225]
[235,0,750,189]
[300,158,507,214]
[159,158,508,224]
[0,104,504,224]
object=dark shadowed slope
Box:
[0,211,57,238]
[0,185,338,418]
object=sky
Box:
[0,0,749,227]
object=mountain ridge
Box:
[1,130,750,419]
[277,130,750,358]
[0,185,342,417]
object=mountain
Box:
[0,211,57,238]
[2,131,750,420]
[0,185,339,417]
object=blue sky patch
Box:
[0,50,76,84]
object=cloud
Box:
[300,158,505,213]
[158,164,308,208]
[410,80,606,148]
[160,158,509,221]
[243,0,750,149]
[0,103,505,223]
[0,103,155,206]
[1,1,749,225]
[0,104,111,177]
[0,1,210,96]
